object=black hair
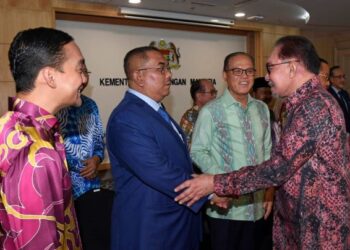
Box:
[275,36,320,75]
[319,58,328,65]
[123,46,160,80]
[223,52,255,71]
[190,79,209,101]
[329,65,341,77]
[253,77,270,92]
[8,27,73,93]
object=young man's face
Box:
[54,41,88,108]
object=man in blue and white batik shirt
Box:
[57,70,114,250]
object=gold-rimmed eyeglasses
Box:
[137,65,171,74]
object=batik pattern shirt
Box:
[0,98,81,249]
[56,95,104,199]
[180,105,199,148]
[214,79,350,249]
[191,89,271,221]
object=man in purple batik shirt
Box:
[175,36,350,249]
[0,27,85,249]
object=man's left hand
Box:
[80,156,100,179]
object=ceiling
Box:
[71,0,350,31]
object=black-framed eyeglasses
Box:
[225,68,256,76]
[331,74,346,79]
[137,65,171,74]
[266,60,299,74]
[199,89,218,96]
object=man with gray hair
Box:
[189,52,273,250]
[175,36,350,249]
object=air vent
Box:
[119,7,234,27]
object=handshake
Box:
[174,173,274,219]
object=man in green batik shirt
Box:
[190,52,274,250]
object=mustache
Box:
[268,81,275,87]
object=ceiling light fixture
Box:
[119,7,234,27]
[246,15,264,21]
[302,11,310,24]
[234,12,246,18]
[129,0,141,4]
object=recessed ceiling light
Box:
[129,0,141,4]
[235,12,246,18]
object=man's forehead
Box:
[267,47,280,62]
[228,55,254,67]
[147,50,165,61]
[63,41,84,62]
[202,80,214,88]
[320,62,329,71]
[333,68,344,73]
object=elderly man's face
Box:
[265,46,299,97]
[330,67,346,90]
[223,54,255,101]
[136,51,172,102]
[196,80,217,107]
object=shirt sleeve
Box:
[91,101,105,161]
[1,143,72,248]
[264,106,272,161]
[190,107,216,173]
[214,102,318,196]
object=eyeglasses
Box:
[266,60,300,74]
[331,74,346,79]
[225,68,256,76]
[137,65,171,74]
[319,73,329,81]
[81,68,91,77]
[200,89,218,96]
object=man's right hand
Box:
[210,194,232,209]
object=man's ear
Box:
[133,70,145,87]
[223,71,228,82]
[289,62,297,78]
[41,67,57,89]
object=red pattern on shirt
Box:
[214,79,350,249]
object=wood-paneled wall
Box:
[0,0,300,115]
[302,30,350,65]
[0,0,53,115]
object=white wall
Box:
[56,20,246,128]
